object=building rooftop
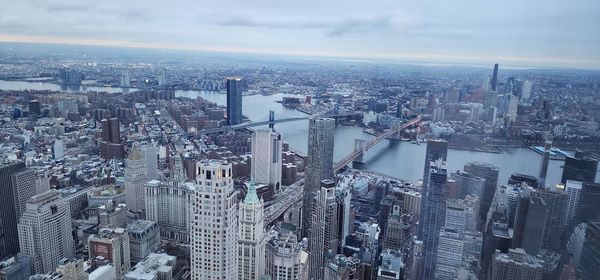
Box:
[125,253,175,280]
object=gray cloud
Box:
[1,0,599,67]
[217,15,393,37]
[43,3,90,13]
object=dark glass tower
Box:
[422,140,448,188]
[561,151,598,184]
[512,195,547,255]
[418,161,448,280]
[0,161,26,258]
[464,162,499,229]
[577,182,600,223]
[226,77,243,125]
[538,140,551,188]
[491,63,499,91]
[578,221,600,280]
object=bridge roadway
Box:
[195,112,363,135]
[263,115,422,225]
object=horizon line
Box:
[1,34,599,71]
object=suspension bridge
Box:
[263,115,422,225]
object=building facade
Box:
[251,129,283,191]
[125,143,149,214]
[88,227,130,278]
[17,190,75,274]
[226,77,243,125]
[302,118,335,238]
[238,182,266,279]
[463,162,499,229]
[308,179,338,280]
[126,220,159,263]
[0,161,27,258]
[418,160,448,280]
[265,230,309,280]
[190,161,238,280]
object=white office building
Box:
[190,161,238,280]
[266,230,309,280]
[18,190,75,274]
[145,155,192,242]
[308,179,338,280]
[238,182,266,279]
[564,180,582,224]
[251,129,283,191]
[125,143,149,214]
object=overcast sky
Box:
[1,0,599,68]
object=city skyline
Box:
[1,0,600,69]
[1,11,600,277]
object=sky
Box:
[1,0,599,68]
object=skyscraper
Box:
[464,162,499,229]
[434,199,468,280]
[435,229,464,280]
[512,195,547,255]
[561,151,598,184]
[0,161,34,258]
[564,180,582,224]
[238,182,266,280]
[302,118,335,237]
[10,168,37,221]
[265,229,309,280]
[578,221,600,280]
[18,190,75,274]
[490,63,499,92]
[418,160,448,280]
[308,179,338,280]
[125,143,149,214]
[141,142,158,180]
[521,80,532,101]
[190,161,238,280]
[382,203,403,252]
[226,77,243,125]
[422,140,448,189]
[28,100,41,115]
[538,140,551,188]
[120,69,130,87]
[101,118,121,144]
[158,67,167,85]
[450,170,485,199]
[251,129,283,191]
[100,117,124,159]
[577,182,600,223]
[534,187,567,252]
[145,156,192,242]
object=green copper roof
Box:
[244,180,260,204]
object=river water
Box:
[3,80,599,186]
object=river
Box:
[3,80,599,186]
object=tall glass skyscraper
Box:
[302,118,335,238]
[464,162,499,229]
[418,160,448,280]
[226,77,243,125]
[561,151,598,184]
[422,140,448,189]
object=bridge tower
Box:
[268,110,275,130]
[353,139,366,166]
[390,120,404,140]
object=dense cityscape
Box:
[0,1,600,279]
[0,42,598,280]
